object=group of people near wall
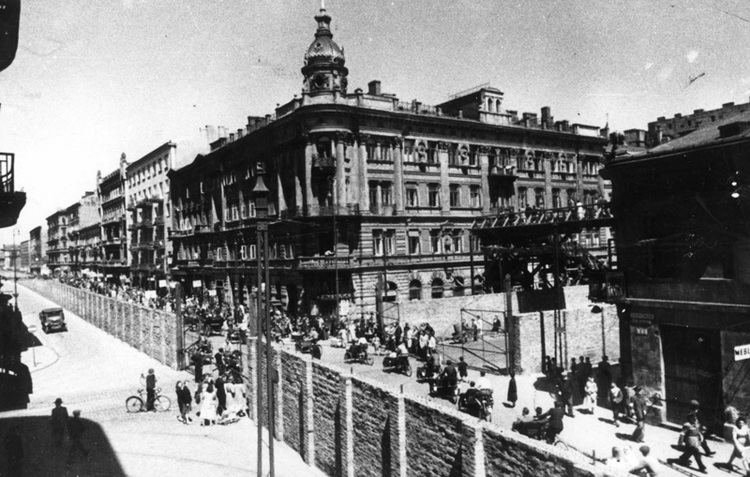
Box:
[176,377,247,426]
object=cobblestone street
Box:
[0,283,322,477]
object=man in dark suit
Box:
[541,401,566,444]
[631,387,648,442]
[50,397,69,447]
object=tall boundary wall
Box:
[249,338,619,477]
[21,280,178,369]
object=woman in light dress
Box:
[583,375,598,414]
[199,382,218,426]
[727,416,750,475]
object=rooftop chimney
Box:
[368,80,382,95]
[541,106,552,129]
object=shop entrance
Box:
[661,325,723,429]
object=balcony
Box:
[551,171,576,182]
[297,255,353,270]
[296,252,481,271]
[488,165,518,180]
[102,237,122,246]
[0,152,27,227]
[312,154,336,171]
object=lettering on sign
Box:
[734,344,750,362]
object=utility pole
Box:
[252,163,274,477]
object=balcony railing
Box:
[312,155,336,170]
[0,152,15,193]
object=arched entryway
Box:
[408,279,422,301]
[431,278,444,299]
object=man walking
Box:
[215,349,225,376]
[67,410,89,465]
[631,387,648,443]
[141,369,157,412]
[609,382,623,427]
[50,397,69,448]
[668,419,707,473]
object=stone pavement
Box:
[311,339,741,477]
[0,284,324,477]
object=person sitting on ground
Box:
[540,401,565,444]
[630,445,658,477]
[457,356,468,381]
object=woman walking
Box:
[583,375,598,414]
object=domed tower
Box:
[302,2,348,95]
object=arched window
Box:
[384,281,398,302]
[431,278,444,299]
[486,97,494,112]
[408,279,422,301]
[495,98,501,112]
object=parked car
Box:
[39,307,66,333]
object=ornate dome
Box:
[301,6,348,95]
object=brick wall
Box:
[351,378,400,477]
[404,397,478,477]
[483,428,596,477]
[516,306,620,374]
[247,342,609,477]
[21,280,179,369]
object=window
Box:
[534,188,545,208]
[406,184,419,207]
[381,182,393,206]
[249,244,257,260]
[470,235,481,252]
[240,245,247,260]
[369,182,378,208]
[408,231,420,255]
[384,229,395,256]
[409,280,422,300]
[552,188,561,208]
[449,184,460,207]
[430,229,441,254]
[428,184,440,207]
[566,189,577,206]
[518,187,528,209]
[452,232,463,253]
[470,186,481,208]
[431,278,444,299]
[373,230,384,256]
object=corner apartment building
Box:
[168,5,608,320]
[46,210,68,272]
[97,154,129,283]
[126,142,175,288]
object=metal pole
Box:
[255,225,263,477]
[263,220,275,477]
[333,177,339,333]
[13,229,18,311]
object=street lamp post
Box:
[252,162,274,477]
[12,228,18,311]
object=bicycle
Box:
[125,387,171,413]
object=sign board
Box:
[144,290,157,300]
[735,344,750,362]
[192,280,202,288]
[158,279,167,288]
[517,288,566,313]
[207,289,217,297]
[27,325,37,333]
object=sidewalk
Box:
[468,368,735,477]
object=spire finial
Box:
[320,0,325,12]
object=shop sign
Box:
[158,279,167,288]
[734,344,750,362]
[192,280,202,288]
[631,312,654,327]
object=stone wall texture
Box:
[22,280,179,369]
[250,339,612,477]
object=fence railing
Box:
[22,279,180,369]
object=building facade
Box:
[603,112,750,428]
[29,226,46,274]
[648,98,750,146]
[67,191,100,274]
[169,5,608,322]
[97,154,129,283]
[126,142,175,289]
[46,210,68,272]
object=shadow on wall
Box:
[0,415,126,476]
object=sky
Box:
[1,0,750,244]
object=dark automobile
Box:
[39,307,66,333]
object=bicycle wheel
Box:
[126,396,143,413]
[155,395,171,412]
